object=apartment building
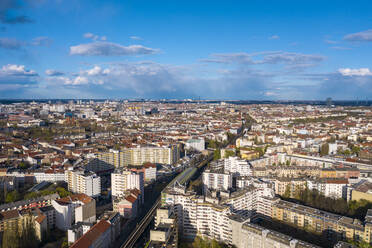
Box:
[185,138,205,152]
[111,168,144,203]
[162,182,276,243]
[308,179,348,199]
[219,156,252,177]
[122,145,180,166]
[272,200,372,244]
[149,207,178,247]
[161,185,231,242]
[0,209,48,242]
[202,169,232,192]
[112,189,141,218]
[66,170,101,197]
[52,193,96,231]
[33,169,65,183]
[230,215,320,248]
[96,150,125,168]
[70,219,113,248]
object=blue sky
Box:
[0,0,372,100]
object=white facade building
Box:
[52,194,96,231]
[185,138,205,152]
[222,156,252,177]
[111,169,144,203]
[66,170,101,197]
[202,169,232,191]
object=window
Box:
[293,216,298,226]
[304,219,309,228]
[316,223,322,232]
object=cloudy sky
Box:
[0,0,372,100]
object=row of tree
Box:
[283,187,372,221]
[179,236,230,248]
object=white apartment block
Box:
[144,165,157,181]
[162,182,276,244]
[34,170,65,183]
[221,156,252,177]
[307,179,348,199]
[66,170,101,197]
[111,169,144,203]
[52,193,96,231]
[202,169,232,192]
[185,138,205,151]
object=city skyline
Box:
[1,0,372,100]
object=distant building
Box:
[185,138,205,152]
[122,145,180,166]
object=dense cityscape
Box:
[1,0,372,248]
[0,100,370,248]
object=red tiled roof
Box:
[55,193,93,205]
[70,220,111,248]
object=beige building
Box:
[122,145,180,166]
[272,200,372,244]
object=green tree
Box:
[5,190,20,203]
[352,145,361,155]
[213,149,221,160]
[224,150,235,158]
[320,143,329,156]
[283,185,291,199]
[56,187,71,198]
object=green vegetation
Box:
[347,240,372,248]
[18,162,31,170]
[254,146,265,157]
[24,186,71,200]
[207,139,223,149]
[213,149,221,160]
[320,143,329,156]
[224,150,235,158]
[284,188,372,221]
[5,190,21,203]
[290,115,347,124]
[179,236,230,248]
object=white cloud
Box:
[269,35,280,40]
[0,64,38,85]
[338,68,372,76]
[202,51,325,67]
[83,33,107,41]
[264,91,277,96]
[1,64,37,75]
[130,36,143,40]
[73,76,88,85]
[85,66,102,76]
[344,29,372,42]
[70,42,159,56]
[45,69,64,76]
